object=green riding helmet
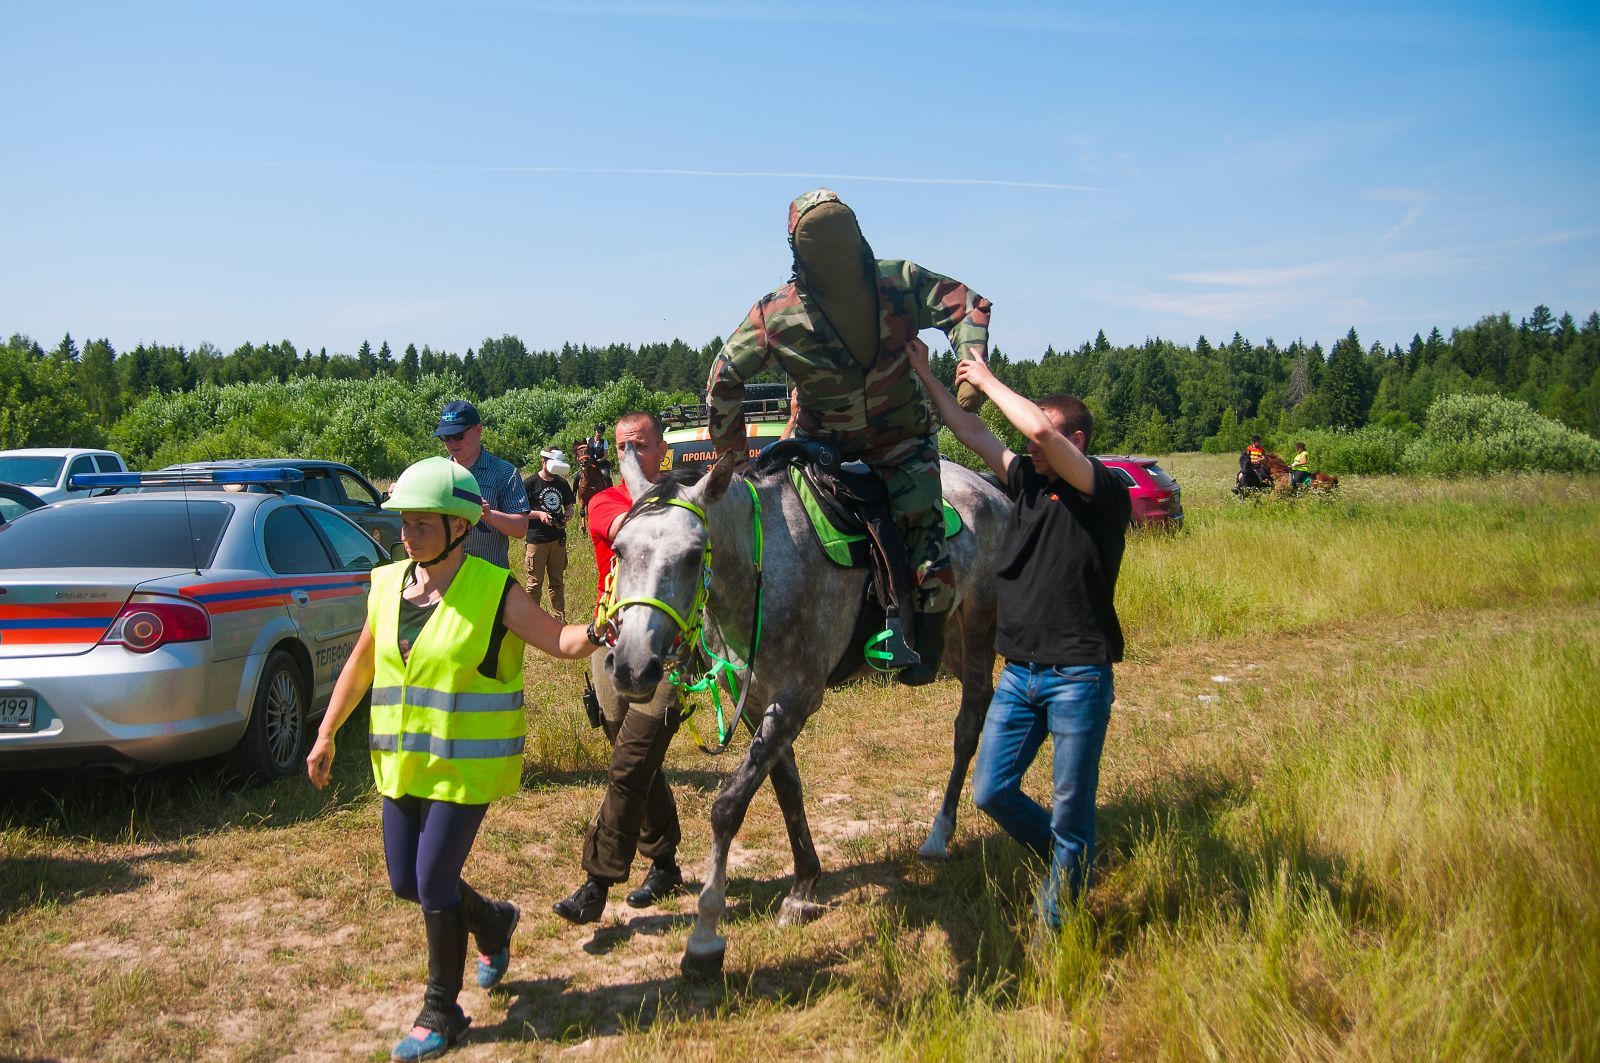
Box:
[382,456,483,523]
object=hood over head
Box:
[787,188,875,295]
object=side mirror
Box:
[389,542,408,563]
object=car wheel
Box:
[232,649,309,783]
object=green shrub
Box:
[1296,427,1408,475]
[1404,393,1600,475]
[111,376,463,478]
[0,342,102,449]
[107,373,696,480]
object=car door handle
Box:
[290,589,310,607]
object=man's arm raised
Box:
[905,337,1013,481]
[954,359,1096,496]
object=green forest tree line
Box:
[4,305,1598,453]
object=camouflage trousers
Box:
[867,435,954,615]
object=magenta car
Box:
[1098,456,1184,528]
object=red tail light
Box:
[102,594,211,653]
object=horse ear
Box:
[619,442,654,500]
[700,450,740,504]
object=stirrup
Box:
[865,617,920,672]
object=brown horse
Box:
[573,440,613,517]
[1263,453,1338,494]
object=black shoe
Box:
[552,878,608,924]
[626,862,685,908]
[897,610,948,687]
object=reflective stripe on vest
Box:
[367,555,526,804]
[369,686,523,714]
[369,733,527,759]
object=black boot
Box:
[897,610,948,687]
[552,877,609,924]
[459,882,519,988]
[625,861,685,908]
[412,906,471,1047]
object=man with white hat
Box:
[522,447,575,618]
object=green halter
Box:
[594,480,764,753]
[596,496,713,667]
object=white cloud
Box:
[1531,225,1598,246]
[1089,246,1479,325]
[226,160,1109,194]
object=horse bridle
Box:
[594,495,714,670]
[593,478,766,753]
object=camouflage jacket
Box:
[707,190,992,458]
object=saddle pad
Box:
[789,467,962,569]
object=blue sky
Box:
[4,0,1597,362]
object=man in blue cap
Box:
[435,399,530,569]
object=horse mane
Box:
[1263,453,1291,475]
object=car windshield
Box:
[0,500,232,569]
[0,456,66,487]
[1143,463,1178,489]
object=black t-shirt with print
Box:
[994,454,1131,666]
[523,473,575,544]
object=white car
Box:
[0,448,129,504]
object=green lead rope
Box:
[671,478,763,755]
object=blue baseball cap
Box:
[434,400,481,437]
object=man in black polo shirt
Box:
[907,339,1130,930]
[522,448,575,619]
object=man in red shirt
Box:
[553,412,687,923]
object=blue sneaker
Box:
[475,902,520,989]
[391,1028,451,1062]
[391,1008,470,1061]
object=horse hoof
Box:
[680,939,726,980]
[917,816,955,861]
[777,897,825,927]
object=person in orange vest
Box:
[1246,435,1266,470]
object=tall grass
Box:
[1118,456,1600,652]
[865,623,1600,1060]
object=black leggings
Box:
[381,795,489,911]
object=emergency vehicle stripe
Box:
[182,576,371,615]
[0,604,123,619]
[0,629,110,645]
[0,617,115,629]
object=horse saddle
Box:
[755,438,963,685]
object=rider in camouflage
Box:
[706,188,992,684]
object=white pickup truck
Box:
[0,448,130,504]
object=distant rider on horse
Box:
[705,188,993,684]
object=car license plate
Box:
[0,694,36,731]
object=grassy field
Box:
[2,453,1597,1061]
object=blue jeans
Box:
[972,661,1113,928]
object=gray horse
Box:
[602,444,1010,977]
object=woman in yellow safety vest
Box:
[306,456,603,1062]
[1290,442,1311,486]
